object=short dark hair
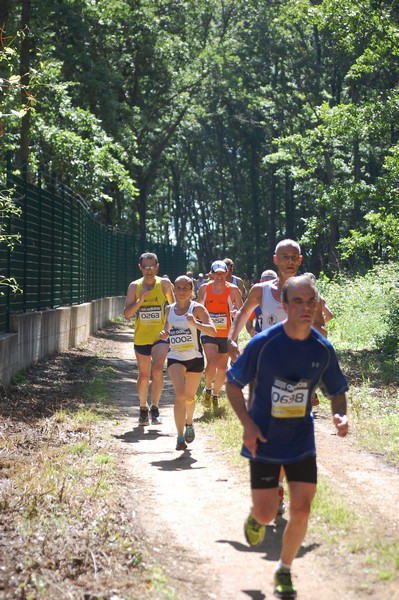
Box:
[139,252,158,265]
[281,274,319,304]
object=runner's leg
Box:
[135,352,151,407]
[203,342,218,390]
[150,343,169,406]
[213,351,229,396]
[168,363,188,436]
[184,371,203,425]
[280,481,316,566]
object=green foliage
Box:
[0,32,25,296]
[37,97,138,208]
[320,263,397,351]
[375,292,399,357]
[0,30,35,128]
[0,194,22,298]
[339,211,399,264]
[318,262,399,463]
[2,0,399,273]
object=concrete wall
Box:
[0,296,125,386]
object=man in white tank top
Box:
[228,240,327,518]
[228,239,326,359]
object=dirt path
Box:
[92,325,399,600]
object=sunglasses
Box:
[142,265,157,271]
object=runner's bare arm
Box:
[225,380,266,457]
[159,305,171,340]
[189,305,217,336]
[197,283,206,305]
[162,279,175,304]
[312,300,327,337]
[331,393,349,437]
[237,277,247,300]
[322,297,334,322]
[227,286,262,360]
[229,285,262,341]
[231,285,244,311]
[124,282,146,318]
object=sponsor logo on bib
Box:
[210,312,227,330]
[140,305,162,323]
[271,377,310,418]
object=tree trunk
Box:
[18,0,31,170]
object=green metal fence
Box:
[0,163,186,334]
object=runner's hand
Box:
[243,421,267,458]
[333,413,349,437]
[228,339,240,361]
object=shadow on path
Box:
[241,592,266,600]
[151,453,205,471]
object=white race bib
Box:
[210,312,227,330]
[139,305,162,324]
[169,327,196,352]
[271,377,310,418]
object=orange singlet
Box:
[203,281,233,338]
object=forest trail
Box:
[90,325,399,599]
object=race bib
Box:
[271,377,310,418]
[169,327,195,352]
[210,312,227,330]
[139,305,162,324]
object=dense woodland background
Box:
[1,0,399,279]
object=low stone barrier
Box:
[0,296,125,386]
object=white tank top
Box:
[168,301,202,360]
[261,283,286,330]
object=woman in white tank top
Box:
[160,276,216,451]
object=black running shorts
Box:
[167,356,204,373]
[250,456,317,489]
[201,335,228,354]
[134,339,169,356]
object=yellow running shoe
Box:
[274,567,297,599]
[244,514,265,546]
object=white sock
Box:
[276,559,291,572]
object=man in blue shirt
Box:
[226,274,349,599]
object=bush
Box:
[376,293,399,356]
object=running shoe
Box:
[176,435,187,451]
[150,405,162,425]
[203,389,212,409]
[138,407,149,426]
[212,395,219,410]
[244,514,265,546]
[274,567,297,599]
[184,424,195,444]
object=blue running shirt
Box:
[226,323,348,464]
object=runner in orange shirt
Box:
[197,260,243,410]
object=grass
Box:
[0,352,174,599]
[318,264,399,463]
[318,263,397,351]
